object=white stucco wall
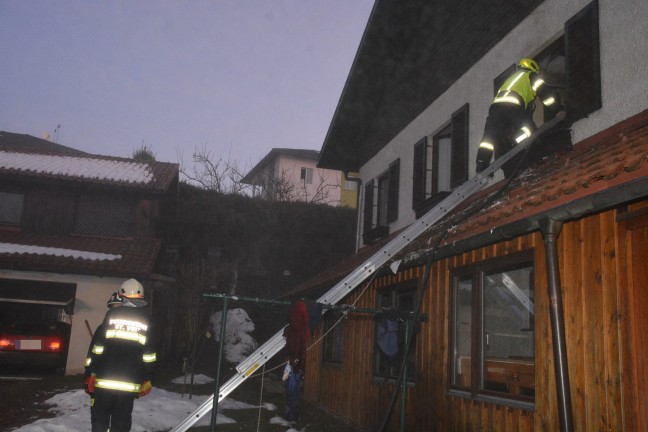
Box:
[359,0,648,240]
[275,155,343,205]
[0,270,126,375]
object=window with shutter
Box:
[412,137,428,208]
[387,159,400,223]
[565,0,601,121]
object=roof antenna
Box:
[53,124,61,143]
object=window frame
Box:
[373,282,417,384]
[300,167,313,185]
[449,249,536,405]
[322,310,346,366]
[412,104,469,218]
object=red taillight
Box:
[48,339,62,352]
[0,337,16,351]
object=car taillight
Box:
[46,338,63,352]
[0,337,16,351]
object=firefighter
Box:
[476,58,565,177]
[84,279,156,432]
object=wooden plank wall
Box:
[304,205,636,431]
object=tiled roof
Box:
[0,131,178,193]
[0,231,161,278]
[293,110,648,295]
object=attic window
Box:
[74,195,133,237]
[0,192,24,226]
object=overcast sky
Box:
[0,1,374,171]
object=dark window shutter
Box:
[565,0,601,121]
[450,104,469,188]
[387,159,400,223]
[363,180,374,234]
[412,138,427,208]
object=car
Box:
[0,321,71,372]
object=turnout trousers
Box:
[91,389,136,432]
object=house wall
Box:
[0,269,125,375]
[274,155,344,205]
[357,0,648,244]
[304,202,647,431]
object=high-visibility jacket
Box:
[85,305,156,393]
[493,70,559,110]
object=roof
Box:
[318,0,544,171]
[293,110,648,295]
[0,231,161,278]
[242,148,321,184]
[0,131,179,193]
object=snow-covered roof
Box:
[0,242,121,261]
[0,131,179,192]
[0,150,154,184]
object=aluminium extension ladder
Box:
[171,114,565,431]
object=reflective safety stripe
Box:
[493,95,521,105]
[106,329,147,345]
[92,345,104,355]
[143,352,157,363]
[95,378,141,393]
[543,96,556,106]
[479,142,495,151]
[532,78,545,91]
[504,71,525,91]
[85,357,92,367]
[515,127,532,143]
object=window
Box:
[450,251,535,403]
[374,285,417,382]
[363,160,399,244]
[300,167,313,185]
[322,311,346,365]
[412,104,469,217]
[376,159,399,226]
[74,195,133,237]
[0,192,24,226]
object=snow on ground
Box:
[11,376,291,432]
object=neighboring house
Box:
[0,131,178,374]
[241,148,357,207]
[291,1,648,431]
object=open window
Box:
[450,250,535,404]
[412,104,469,218]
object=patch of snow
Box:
[209,308,258,363]
[0,243,121,261]
[0,151,154,184]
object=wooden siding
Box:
[304,202,646,431]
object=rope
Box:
[255,363,266,432]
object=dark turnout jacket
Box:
[85,305,156,393]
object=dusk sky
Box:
[0,1,374,172]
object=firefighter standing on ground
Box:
[84,279,157,432]
[476,58,565,177]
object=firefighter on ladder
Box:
[476,58,565,178]
[84,279,157,432]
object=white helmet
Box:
[119,278,144,299]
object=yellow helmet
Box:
[519,58,540,73]
[119,278,144,299]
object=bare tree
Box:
[179,144,250,194]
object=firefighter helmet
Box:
[107,292,122,307]
[119,278,145,299]
[519,58,540,73]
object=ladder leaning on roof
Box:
[171,114,566,432]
